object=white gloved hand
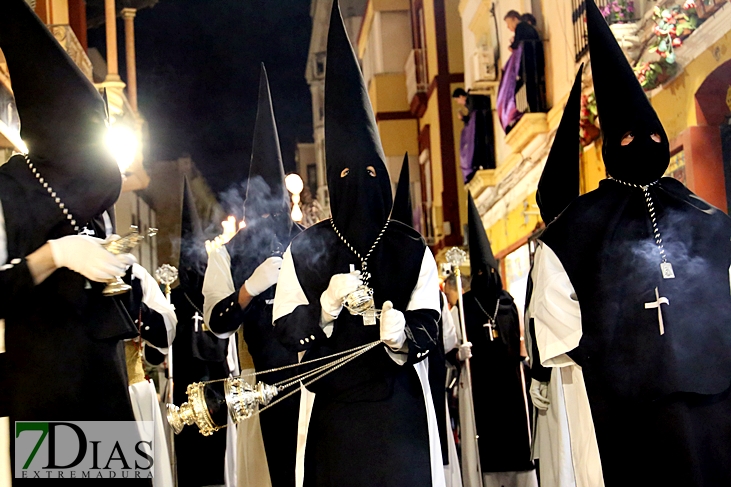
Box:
[48,235,131,282]
[380,301,407,351]
[457,342,473,361]
[244,256,283,297]
[320,271,362,319]
[530,378,550,411]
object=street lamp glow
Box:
[291,204,303,222]
[106,124,138,173]
[285,174,304,223]
[285,173,304,195]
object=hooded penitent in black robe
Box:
[392,154,450,466]
[526,64,584,385]
[0,1,143,484]
[272,3,441,485]
[171,178,229,487]
[205,66,301,487]
[463,194,534,473]
[534,1,731,485]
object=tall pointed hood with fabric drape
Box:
[0,0,121,225]
[178,177,206,295]
[245,64,291,230]
[587,0,669,185]
[391,153,413,227]
[227,64,297,286]
[536,64,583,224]
[325,0,392,254]
[468,193,502,308]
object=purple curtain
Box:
[497,44,524,132]
[460,113,477,183]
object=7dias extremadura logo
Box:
[15,421,155,480]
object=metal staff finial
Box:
[155,264,178,301]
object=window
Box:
[315,52,326,78]
[307,164,317,196]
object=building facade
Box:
[459,0,731,313]
[354,0,467,254]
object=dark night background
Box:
[87,0,314,197]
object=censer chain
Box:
[206,340,381,384]
[271,340,383,390]
[255,340,384,415]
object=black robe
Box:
[540,178,731,486]
[461,289,534,472]
[171,286,229,487]
[274,220,439,487]
[209,223,302,487]
[0,157,142,484]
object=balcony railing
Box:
[572,0,641,62]
[515,40,547,114]
[405,48,428,104]
[49,25,93,81]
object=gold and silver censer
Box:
[167,338,384,436]
[166,378,278,436]
[102,226,157,296]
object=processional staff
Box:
[446,247,484,486]
[155,263,178,487]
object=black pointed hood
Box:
[391,153,413,227]
[0,0,121,226]
[243,64,292,248]
[225,65,299,284]
[537,64,583,224]
[587,0,669,185]
[245,64,290,224]
[325,0,392,254]
[468,193,502,305]
[178,177,206,294]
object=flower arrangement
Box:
[633,2,701,91]
[580,92,601,146]
[600,0,636,24]
[648,3,699,64]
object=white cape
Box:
[129,380,174,487]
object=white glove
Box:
[244,256,283,297]
[48,235,132,282]
[320,271,362,319]
[380,301,406,351]
[530,378,550,411]
[457,342,473,361]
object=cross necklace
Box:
[645,287,669,335]
[610,177,672,335]
[184,292,206,332]
[473,295,500,341]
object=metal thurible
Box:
[102,226,158,296]
[224,378,279,423]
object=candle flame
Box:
[206,216,246,253]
